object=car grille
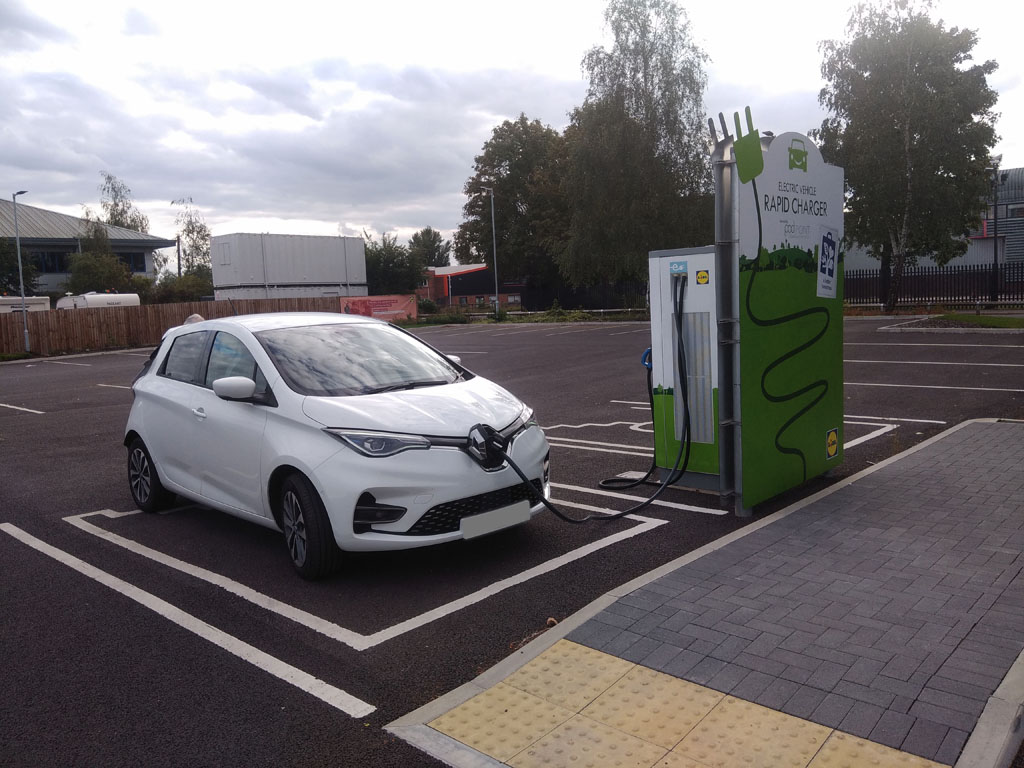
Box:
[403,479,544,536]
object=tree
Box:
[65,253,132,294]
[559,95,713,285]
[0,237,39,296]
[363,231,422,294]
[152,272,213,303]
[64,213,131,294]
[582,0,709,194]
[818,0,998,311]
[558,0,712,285]
[99,172,149,233]
[172,197,212,275]
[408,227,452,268]
[454,114,568,287]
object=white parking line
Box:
[64,508,666,651]
[843,422,898,449]
[846,342,1024,349]
[98,384,132,390]
[847,382,1024,394]
[845,415,947,424]
[41,360,91,366]
[0,523,375,718]
[551,483,727,516]
[846,359,1024,368]
[547,440,653,458]
[0,402,45,414]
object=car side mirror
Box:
[448,355,461,365]
[212,376,257,401]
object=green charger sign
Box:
[734,110,845,508]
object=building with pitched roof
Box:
[0,198,176,294]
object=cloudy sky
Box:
[2,0,1019,252]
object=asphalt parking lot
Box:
[1,316,1022,767]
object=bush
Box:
[418,298,438,314]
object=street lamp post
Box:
[12,190,30,353]
[482,186,499,318]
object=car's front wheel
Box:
[279,473,340,580]
[127,438,173,513]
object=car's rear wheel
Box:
[279,473,340,580]
[127,438,173,513]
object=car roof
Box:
[176,312,383,335]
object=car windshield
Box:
[256,322,462,397]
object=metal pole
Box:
[991,170,999,303]
[483,186,498,317]
[12,191,30,353]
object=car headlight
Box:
[324,429,431,457]
[521,405,536,427]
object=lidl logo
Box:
[696,270,710,285]
[826,428,839,459]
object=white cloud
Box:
[2,0,1019,245]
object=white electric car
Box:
[125,313,550,579]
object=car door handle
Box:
[192,407,207,420]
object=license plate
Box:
[461,501,531,539]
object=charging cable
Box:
[481,274,694,524]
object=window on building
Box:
[508,295,521,304]
[476,296,485,305]
[459,296,468,305]
[1008,205,1024,220]
[30,251,70,273]
[118,252,147,273]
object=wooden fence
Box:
[0,297,345,357]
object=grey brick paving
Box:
[570,421,1024,764]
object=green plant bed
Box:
[0,352,32,362]
[934,313,1024,329]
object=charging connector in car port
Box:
[353,492,407,532]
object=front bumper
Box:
[314,424,550,552]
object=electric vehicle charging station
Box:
[648,108,845,516]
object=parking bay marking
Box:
[846,359,1024,368]
[0,522,375,718]
[64,509,667,651]
[546,419,898,454]
[98,384,132,390]
[0,402,45,414]
[552,483,728,516]
[41,360,91,366]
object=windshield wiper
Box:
[363,379,449,394]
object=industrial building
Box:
[0,198,176,294]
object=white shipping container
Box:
[213,284,369,301]
[211,233,367,296]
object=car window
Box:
[160,331,210,384]
[205,332,257,386]
[256,322,461,397]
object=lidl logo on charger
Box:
[826,428,839,459]
[696,270,710,285]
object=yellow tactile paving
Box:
[654,753,715,768]
[673,695,831,768]
[583,665,725,749]
[808,732,949,767]
[429,682,574,762]
[426,642,956,768]
[509,714,669,768]
[504,639,636,711]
